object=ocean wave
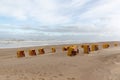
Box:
[0,40,82,48]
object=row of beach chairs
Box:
[17,43,118,58]
[17,48,56,58]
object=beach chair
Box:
[29,49,36,56]
[102,44,109,49]
[38,48,45,54]
[62,46,69,51]
[52,48,56,53]
[114,44,118,47]
[81,45,90,54]
[67,46,79,56]
[17,50,25,58]
[91,44,99,51]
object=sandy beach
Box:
[0,41,120,80]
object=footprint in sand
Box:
[6,75,10,79]
[38,78,45,80]
[67,77,76,80]
[58,73,63,76]
[53,75,58,78]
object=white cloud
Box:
[0,0,91,24]
[76,0,120,36]
[80,0,120,19]
[0,0,120,41]
[0,0,69,23]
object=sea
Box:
[0,40,84,48]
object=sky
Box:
[0,0,120,42]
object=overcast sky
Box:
[0,0,120,41]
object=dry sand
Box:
[0,42,120,80]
